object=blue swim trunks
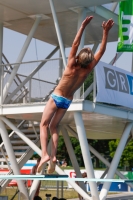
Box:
[51,93,72,109]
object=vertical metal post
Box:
[29,139,52,200]
[49,0,67,67]
[0,22,3,105]
[61,181,63,198]
[61,126,86,191]
[0,146,12,170]
[74,8,87,100]
[100,122,133,200]
[18,191,21,200]
[0,120,29,200]
[3,15,42,102]
[59,50,64,78]
[29,79,32,102]
[81,82,93,99]
[93,70,96,103]
[92,42,99,103]
[74,112,99,200]
[23,88,27,103]
[56,181,59,198]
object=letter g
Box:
[107,71,117,88]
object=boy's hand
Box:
[81,16,93,28]
[102,19,114,33]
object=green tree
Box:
[57,136,84,167]
[57,136,69,163]
[89,139,111,168]
[70,137,84,166]
[109,139,133,170]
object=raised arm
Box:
[90,19,114,69]
[68,16,93,65]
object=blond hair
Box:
[77,48,94,68]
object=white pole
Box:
[49,0,67,67]
[3,15,42,102]
[93,70,96,103]
[29,140,51,200]
[74,112,99,200]
[29,79,32,102]
[0,146,12,170]
[59,50,64,78]
[61,126,86,191]
[0,120,29,200]
[100,122,133,200]
[81,82,93,99]
[92,42,99,103]
[0,22,3,105]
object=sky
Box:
[3,27,132,73]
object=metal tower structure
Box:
[0,0,132,200]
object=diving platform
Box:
[1,100,133,140]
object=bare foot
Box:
[47,160,56,174]
[52,156,56,163]
[37,155,50,173]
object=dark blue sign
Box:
[86,182,128,192]
[109,182,128,191]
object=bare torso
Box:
[54,63,91,100]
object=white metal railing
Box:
[2,58,60,104]
[0,58,85,105]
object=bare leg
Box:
[47,108,67,173]
[37,98,57,173]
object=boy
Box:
[37,16,114,173]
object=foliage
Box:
[109,139,133,170]
[88,139,111,168]
[57,136,84,167]
[57,135,69,164]
[57,135,112,168]
[70,137,84,166]
[89,139,110,155]
[84,70,94,101]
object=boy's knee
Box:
[49,123,58,132]
[40,121,49,129]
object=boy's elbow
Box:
[72,41,80,48]
[99,47,106,56]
